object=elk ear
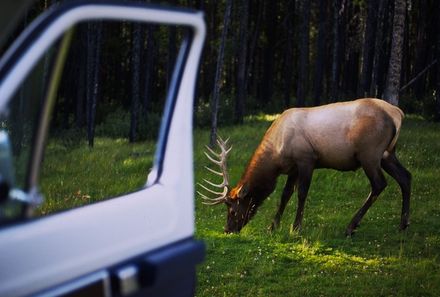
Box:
[229,184,249,200]
[236,183,249,199]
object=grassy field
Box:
[37,115,440,296]
[38,138,156,215]
[194,116,440,297]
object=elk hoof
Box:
[268,220,280,233]
[290,224,301,235]
[345,224,359,237]
[399,221,410,231]
[345,220,360,237]
[345,228,355,237]
[268,224,276,233]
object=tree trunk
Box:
[201,1,217,102]
[11,86,25,155]
[296,0,310,107]
[75,26,87,129]
[143,25,156,112]
[86,23,95,147]
[234,0,248,124]
[192,0,204,124]
[259,1,277,106]
[76,61,85,128]
[330,0,343,102]
[40,0,53,99]
[383,0,406,106]
[282,0,295,108]
[312,0,327,106]
[345,51,361,98]
[359,0,378,97]
[400,7,411,98]
[130,23,141,143]
[210,0,232,147]
[411,1,428,102]
[90,23,102,146]
[342,1,361,99]
[75,26,86,129]
[247,1,263,101]
[436,1,440,121]
[371,0,390,97]
[86,22,102,148]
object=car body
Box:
[0,1,206,296]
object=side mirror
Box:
[0,130,42,224]
[0,130,14,203]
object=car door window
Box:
[38,20,189,216]
[0,43,57,223]
[2,46,53,190]
[0,19,190,221]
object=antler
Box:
[198,136,232,205]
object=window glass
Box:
[0,20,188,221]
[38,21,187,215]
[0,44,55,224]
[1,49,51,189]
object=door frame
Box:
[0,2,205,296]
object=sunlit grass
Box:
[195,117,440,297]
[245,113,281,122]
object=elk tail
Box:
[384,106,404,158]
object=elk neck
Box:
[237,139,280,201]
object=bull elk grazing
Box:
[199,98,411,236]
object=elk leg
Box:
[291,165,314,233]
[346,165,387,236]
[269,173,297,232]
[381,153,412,230]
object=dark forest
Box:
[4,0,440,144]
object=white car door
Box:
[0,2,205,296]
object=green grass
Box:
[38,137,156,215]
[194,116,440,297]
[38,116,440,296]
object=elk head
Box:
[198,137,256,233]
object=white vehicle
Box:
[0,1,206,296]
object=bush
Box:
[95,107,130,139]
[421,93,439,121]
[400,93,440,121]
[95,107,162,141]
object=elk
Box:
[198,98,411,236]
